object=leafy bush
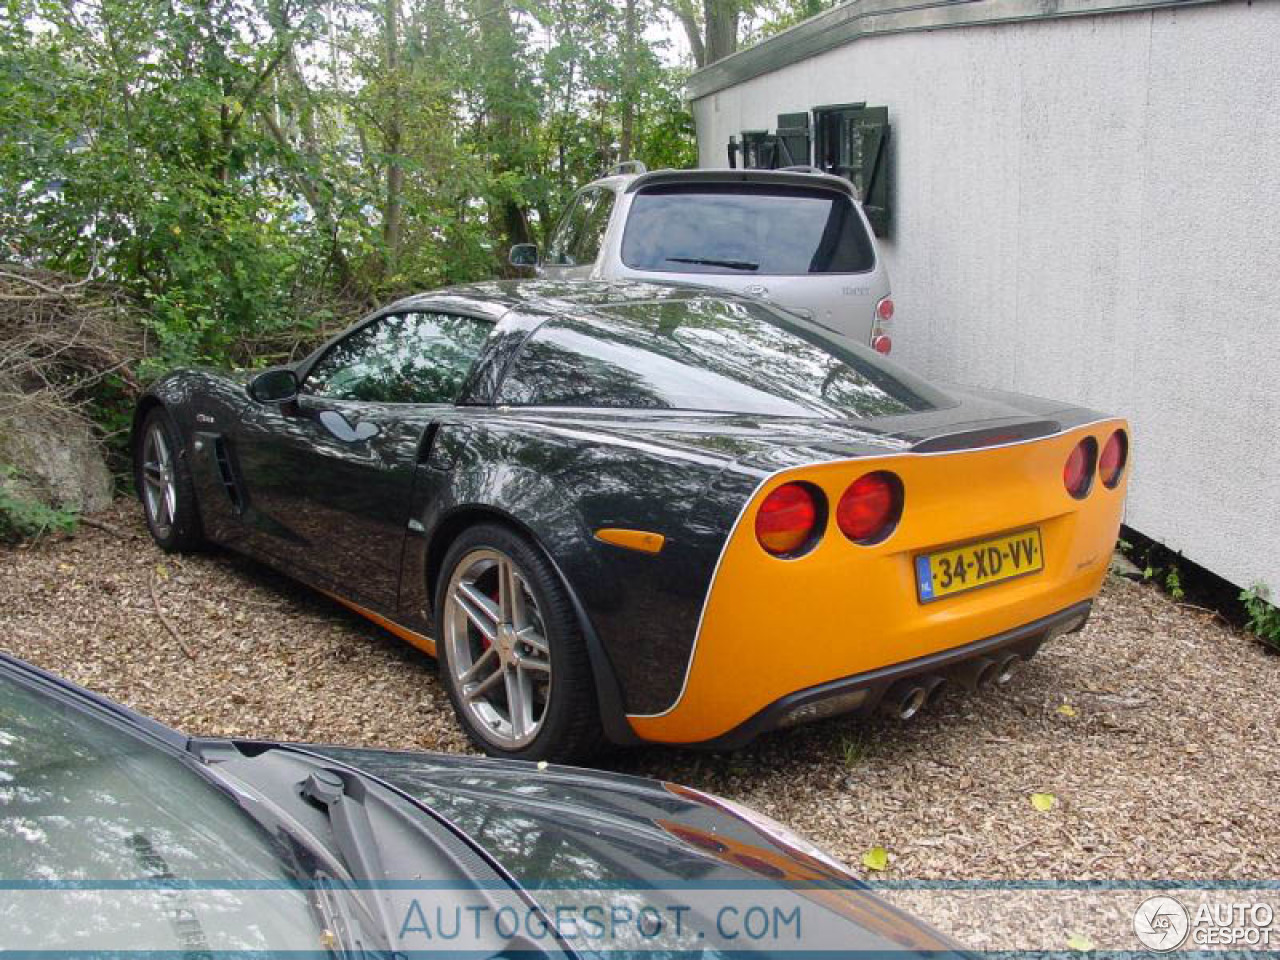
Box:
[0,466,78,543]
[1241,585,1280,652]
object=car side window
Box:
[574,188,615,264]
[303,311,492,404]
[545,190,596,266]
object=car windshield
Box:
[0,670,323,951]
[498,297,945,418]
[620,183,875,276]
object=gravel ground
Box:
[3,500,1278,890]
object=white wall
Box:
[693,1,1280,594]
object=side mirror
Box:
[509,243,538,268]
[248,367,299,404]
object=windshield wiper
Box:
[666,256,759,271]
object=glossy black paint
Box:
[133,280,1107,731]
[0,653,963,956]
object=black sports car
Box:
[132,281,1128,759]
[0,653,962,956]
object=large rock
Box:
[0,407,114,514]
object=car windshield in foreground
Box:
[621,183,875,276]
[498,297,945,418]
[0,670,323,951]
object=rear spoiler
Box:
[910,420,1063,453]
[623,168,856,197]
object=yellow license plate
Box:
[915,528,1044,603]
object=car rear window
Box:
[620,183,875,276]
[497,298,940,419]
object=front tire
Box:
[135,407,203,552]
[435,523,602,762]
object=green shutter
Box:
[776,112,811,167]
[813,103,892,237]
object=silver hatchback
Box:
[511,165,895,353]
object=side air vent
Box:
[212,437,245,512]
[911,420,1061,454]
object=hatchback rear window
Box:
[620,183,875,276]
[497,298,940,419]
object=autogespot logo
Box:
[1134,895,1191,951]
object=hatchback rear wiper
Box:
[666,256,759,271]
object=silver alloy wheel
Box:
[444,548,552,750]
[140,423,178,539]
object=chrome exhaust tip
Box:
[954,656,997,691]
[881,681,929,720]
[994,654,1021,686]
[898,686,928,720]
[976,658,1001,688]
[923,675,947,704]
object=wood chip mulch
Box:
[3,499,1277,884]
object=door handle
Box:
[318,409,379,443]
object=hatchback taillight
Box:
[1064,437,1098,499]
[836,471,903,544]
[755,482,824,556]
[872,297,894,355]
[1099,429,1128,488]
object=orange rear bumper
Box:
[627,419,1128,744]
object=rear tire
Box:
[135,407,203,552]
[435,523,603,763]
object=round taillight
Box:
[872,334,892,355]
[755,482,823,557]
[876,297,894,321]
[1063,437,1098,499]
[1099,429,1128,488]
[836,471,903,544]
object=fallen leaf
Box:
[861,846,888,871]
[536,760,548,771]
[1031,792,1056,812]
[155,564,169,581]
[1056,704,1077,717]
[1067,933,1094,951]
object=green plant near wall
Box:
[0,466,79,544]
[1240,585,1280,652]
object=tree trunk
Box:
[382,0,404,267]
[670,0,706,68]
[619,0,637,162]
[703,0,738,65]
[556,0,577,192]
[474,0,530,247]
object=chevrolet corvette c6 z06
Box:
[132,280,1129,760]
